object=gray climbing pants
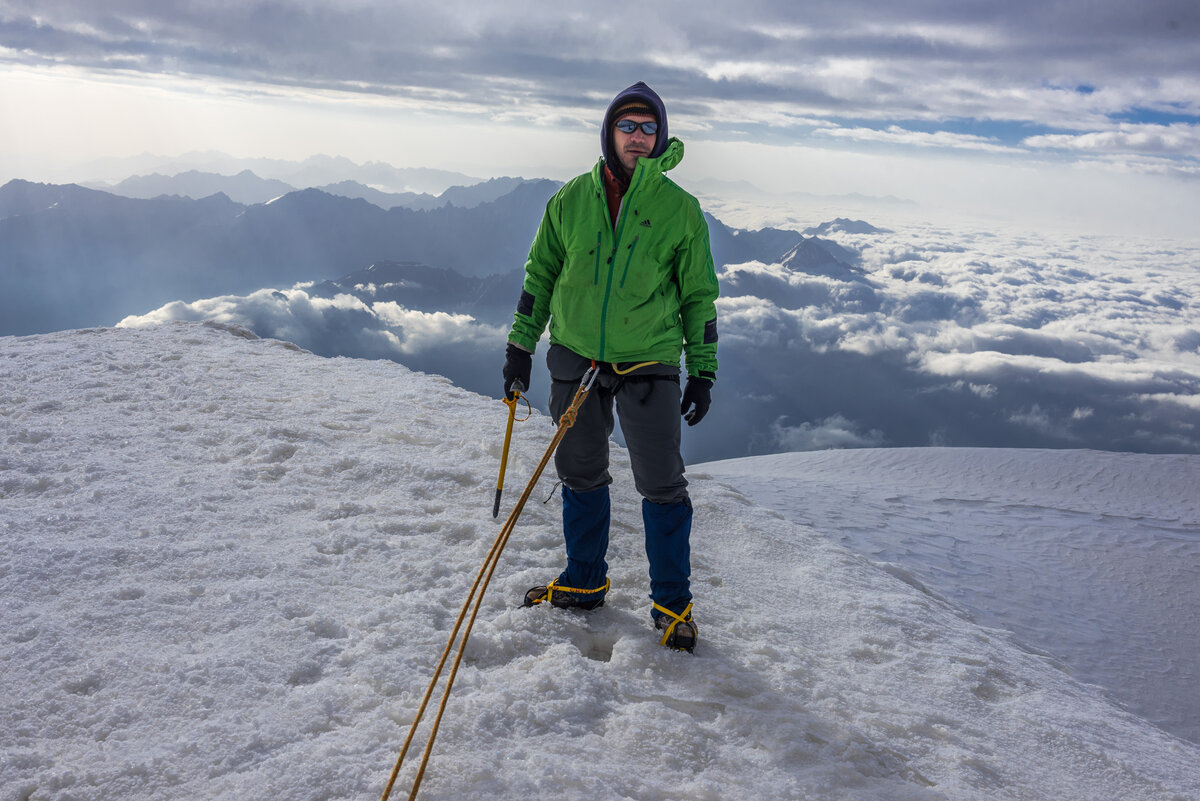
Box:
[546,344,688,504]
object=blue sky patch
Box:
[824,117,1053,147]
[1110,106,1200,126]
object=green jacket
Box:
[508,138,719,378]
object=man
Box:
[503,81,718,652]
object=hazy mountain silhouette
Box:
[311,180,442,210]
[96,170,296,205]
[90,169,535,212]
[803,218,892,236]
[438,177,530,208]
[0,177,808,336]
[1,180,247,334]
[1,180,125,219]
[74,153,478,195]
[705,214,805,271]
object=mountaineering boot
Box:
[522,579,608,610]
[654,604,697,653]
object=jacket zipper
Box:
[598,165,644,361]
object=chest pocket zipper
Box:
[619,235,641,288]
[592,231,603,284]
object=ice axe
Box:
[383,364,598,801]
[493,381,528,517]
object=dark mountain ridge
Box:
[95,169,296,205]
[0,177,820,336]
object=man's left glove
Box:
[503,343,532,400]
[680,375,713,426]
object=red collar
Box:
[602,163,628,193]
[601,163,625,229]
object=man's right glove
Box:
[502,343,532,400]
[680,375,713,426]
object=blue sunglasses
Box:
[614,119,659,135]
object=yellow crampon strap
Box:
[538,577,611,605]
[652,602,695,648]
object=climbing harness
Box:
[653,601,697,652]
[493,390,531,518]
[381,363,599,801]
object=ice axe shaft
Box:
[493,384,524,517]
[382,365,596,801]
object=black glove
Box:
[503,343,532,400]
[680,375,713,426]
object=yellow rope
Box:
[381,364,598,801]
[610,360,660,375]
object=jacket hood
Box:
[601,81,669,180]
[591,137,684,190]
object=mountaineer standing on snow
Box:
[502,81,719,652]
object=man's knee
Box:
[638,483,689,505]
[632,442,688,502]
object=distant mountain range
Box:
[72,152,478,195]
[0,177,845,337]
[91,170,296,206]
[87,170,534,210]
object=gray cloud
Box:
[771,414,887,451]
[1025,124,1200,157]
[3,1,1198,168]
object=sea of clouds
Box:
[119,209,1200,462]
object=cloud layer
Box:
[710,219,1200,459]
[3,1,1198,174]
[119,215,1200,462]
[118,287,511,389]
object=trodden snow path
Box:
[2,322,1198,800]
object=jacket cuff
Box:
[507,331,538,353]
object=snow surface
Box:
[695,449,1200,745]
[3,322,1199,801]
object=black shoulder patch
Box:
[516,290,535,317]
[703,318,718,344]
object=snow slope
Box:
[2,323,1198,801]
[695,448,1200,745]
